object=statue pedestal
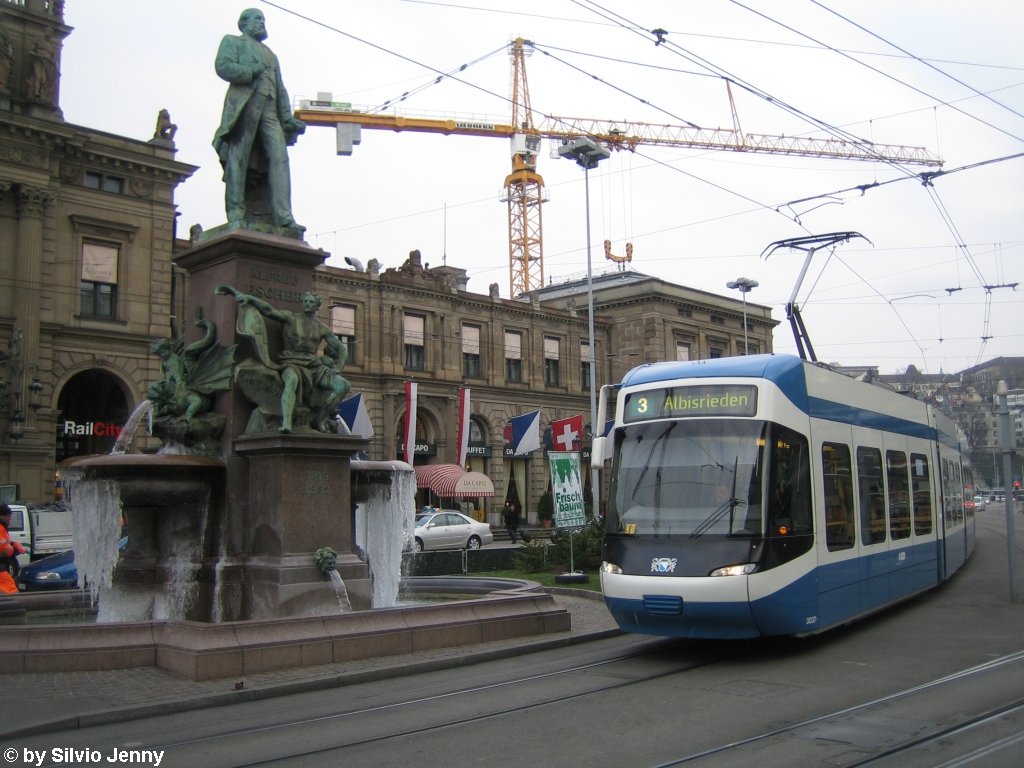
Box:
[173,229,370,620]
[234,433,370,618]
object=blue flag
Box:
[509,410,541,456]
[337,393,374,438]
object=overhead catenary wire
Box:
[251,0,1017,373]
[728,0,1024,146]
[811,0,1024,126]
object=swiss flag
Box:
[551,414,584,452]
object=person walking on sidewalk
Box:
[503,501,520,544]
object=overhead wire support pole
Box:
[761,232,871,362]
[558,137,610,522]
[997,381,1020,603]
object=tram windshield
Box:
[607,419,806,539]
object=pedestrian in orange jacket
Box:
[0,504,26,593]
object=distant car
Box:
[974,495,987,508]
[16,537,127,591]
[414,510,493,552]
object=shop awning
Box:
[414,464,495,498]
[453,471,495,497]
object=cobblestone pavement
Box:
[4,590,619,738]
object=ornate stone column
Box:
[13,184,50,431]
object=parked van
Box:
[4,503,73,566]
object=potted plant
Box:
[536,490,554,528]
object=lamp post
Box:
[726,277,759,355]
[558,137,610,521]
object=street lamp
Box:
[558,137,610,521]
[726,277,759,355]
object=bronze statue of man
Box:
[213,8,305,231]
[217,286,350,433]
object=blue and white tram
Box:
[594,354,975,639]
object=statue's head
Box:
[300,291,321,312]
[238,9,267,41]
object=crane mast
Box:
[295,38,943,297]
[504,38,546,297]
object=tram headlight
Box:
[709,563,756,577]
[600,561,622,575]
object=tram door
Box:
[812,421,860,629]
[937,450,968,578]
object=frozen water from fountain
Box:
[111,400,152,455]
[329,570,352,611]
[355,461,416,608]
[64,471,123,606]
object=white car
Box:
[414,510,493,552]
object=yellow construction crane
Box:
[295,38,943,297]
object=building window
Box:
[505,330,522,383]
[544,336,560,387]
[580,340,592,391]
[462,324,481,378]
[84,171,125,194]
[404,314,425,370]
[80,241,119,319]
[710,315,725,326]
[675,341,690,361]
[330,305,356,364]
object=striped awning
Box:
[414,464,495,498]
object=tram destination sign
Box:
[624,384,758,422]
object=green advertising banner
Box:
[548,451,587,530]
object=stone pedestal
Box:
[234,433,370,617]
[174,230,370,620]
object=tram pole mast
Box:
[997,380,1020,603]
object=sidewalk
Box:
[3,589,619,738]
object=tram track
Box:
[850,699,1024,767]
[20,631,1024,767]
[648,648,1024,767]
[154,635,732,765]
[182,643,1024,768]
[21,634,725,764]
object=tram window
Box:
[768,426,811,536]
[822,442,854,551]
[910,453,933,535]
[610,420,767,538]
[886,450,911,540]
[953,463,964,524]
[857,447,887,545]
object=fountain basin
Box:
[0,578,569,680]
[61,453,226,622]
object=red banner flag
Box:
[403,381,418,464]
[457,387,471,467]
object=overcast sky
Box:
[59,1,1022,374]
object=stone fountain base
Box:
[0,580,569,681]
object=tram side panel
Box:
[881,431,940,600]
[809,420,867,631]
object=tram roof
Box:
[619,354,943,442]
[622,354,807,390]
